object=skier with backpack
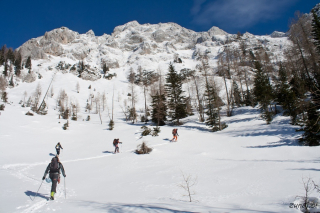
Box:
[113,138,122,153]
[55,142,63,155]
[42,155,66,200]
[171,128,179,142]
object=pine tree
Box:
[312,9,320,56]
[165,63,187,124]
[275,64,298,123]
[311,9,320,108]
[102,63,109,75]
[244,89,253,106]
[78,61,84,77]
[14,52,22,77]
[151,92,167,126]
[204,81,219,131]
[232,81,242,107]
[253,61,274,124]
[3,58,8,77]
[6,48,15,63]
[25,56,32,73]
[0,45,7,65]
[299,103,320,146]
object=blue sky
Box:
[1,0,319,49]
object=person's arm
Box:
[42,163,51,180]
[59,163,66,177]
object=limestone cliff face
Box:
[17,21,231,61]
[16,21,290,81]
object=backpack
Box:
[50,157,59,173]
[172,129,177,134]
[113,139,119,146]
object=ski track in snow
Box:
[2,140,173,213]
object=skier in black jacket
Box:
[113,138,122,153]
[42,155,66,200]
[55,142,63,155]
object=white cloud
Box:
[191,0,297,30]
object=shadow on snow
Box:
[24,190,47,200]
[71,200,279,213]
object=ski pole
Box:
[32,180,44,201]
[64,177,66,199]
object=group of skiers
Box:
[111,128,178,154]
[41,129,178,200]
[41,142,66,200]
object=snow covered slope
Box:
[1,21,319,213]
[1,100,320,212]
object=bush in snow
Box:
[62,120,69,130]
[1,92,8,103]
[212,122,228,132]
[141,125,151,136]
[25,111,34,116]
[71,113,77,121]
[108,120,114,130]
[151,126,161,136]
[135,141,152,154]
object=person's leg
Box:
[49,173,59,199]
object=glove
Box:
[64,175,66,177]
[42,176,45,180]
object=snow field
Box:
[2,94,320,212]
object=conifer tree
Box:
[299,102,320,146]
[25,56,32,73]
[0,45,5,65]
[3,58,8,77]
[312,9,320,56]
[102,63,109,75]
[6,48,15,63]
[151,92,167,126]
[78,61,84,77]
[253,61,274,124]
[14,52,22,77]
[232,81,242,107]
[275,64,298,123]
[165,63,187,124]
[204,80,219,130]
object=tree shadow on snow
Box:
[288,168,320,172]
[245,138,299,148]
[49,153,56,156]
[215,158,320,164]
[70,200,279,213]
[24,190,47,200]
[73,201,199,213]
